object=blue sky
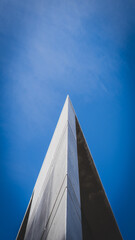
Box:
[0,0,135,239]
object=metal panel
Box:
[44,189,67,240]
[28,96,68,223]
[24,170,54,240]
[43,176,67,240]
[66,190,82,240]
[67,96,76,140]
[66,99,82,240]
[25,125,68,240]
[67,177,81,219]
[68,123,80,204]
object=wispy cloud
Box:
[1,0,134,135]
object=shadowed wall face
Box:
[76,117,123,240]
[17,194,33,240]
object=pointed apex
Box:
[67,95,76,117]
[64,94,73,111]
[66,94,70,101]
[64,95,69,105]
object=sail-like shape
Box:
[17,96,122,240]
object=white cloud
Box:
[1,0,134,138]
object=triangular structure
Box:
[17,96,122,240]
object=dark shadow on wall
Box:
[16,193,34,240]
[76,117,123,240]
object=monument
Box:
[16,96,122,240]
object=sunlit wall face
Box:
[0,0,135,239]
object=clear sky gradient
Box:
[0,0,135,239]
